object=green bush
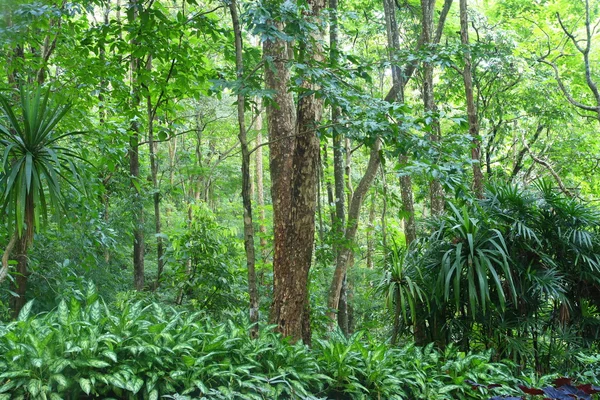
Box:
[0,288,596,399]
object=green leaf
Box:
[18,300,34,321]
[27,379,42,396]
[79,378,92,395]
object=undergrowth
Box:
[0,284,596,399]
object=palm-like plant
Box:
[436,203,516,318]
[378,240,426,345]
[0,86,82,315]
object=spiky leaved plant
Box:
[0,86,83,316]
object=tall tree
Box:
[229,0,259,336]
[459,0,484,197]
[265,0,325,343]
[128,0,144,291]
[421,0,445,213]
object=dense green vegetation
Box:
[1,0,600,397]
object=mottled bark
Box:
[230,0,259,335]
[266,0,325,344]
[329,0,350,334]
[459,0,484,198]
[144,57,165,291]
[366,194,375,270]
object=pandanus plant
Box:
[0,86,83,316]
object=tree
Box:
[263,0,326,343]
[0,86,83,316]
[459,0,484,197]
[229,0,259,336]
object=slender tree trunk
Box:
[421,0,445,213]
[384,0,424,344]
[129,0,144,291]
[11,237,28,318]
[230,0,259,335]
[323,143,336,225]
[329,0,350,334]
[383,0,417,246]
[366,193,375,270]
[459,0,484,198]
[255,100,268,262]
[144,57,165,291]
[327,139,382,321]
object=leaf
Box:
[102,350,117,363]
[27,379,42,396]
[79,378,92,395]
[518,385,544,395]
[58,300,68,325]
[18,300,34,321]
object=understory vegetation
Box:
[1,286,598,400]
[2,0,600,398]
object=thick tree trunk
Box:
[459,0,484,198]
[266,0,325,344]
[230,0,259,335]
[264,28,302,341]
[129,0,144,291]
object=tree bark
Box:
[421,0,445,213]
[144,56,165,291]
[129,0,144,291]
[383,0,417,245]
[266,0,325,344]
[459,0,484,198]
[11,235,29,318]
[230,0,259,336]
[254,101,268,263]
[327,139,382,321]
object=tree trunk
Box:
[255,100,268,263]
[327,139,382,321]
[11,235,29,318]
[329,0,350,334]
[421,0,445,213]
[129,0,144,291]
[366,193,375,270]
[230,0,259,336]
[383,0,417,246]
[145,57,165,291]
[266,0,325,344]
[459,0,484,198]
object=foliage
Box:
[2,290,579,400]
[164,204,245,311]
[0,86,83,240]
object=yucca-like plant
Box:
[435,203,516,318]
[378,240,426,345]
[0,86,83,315]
